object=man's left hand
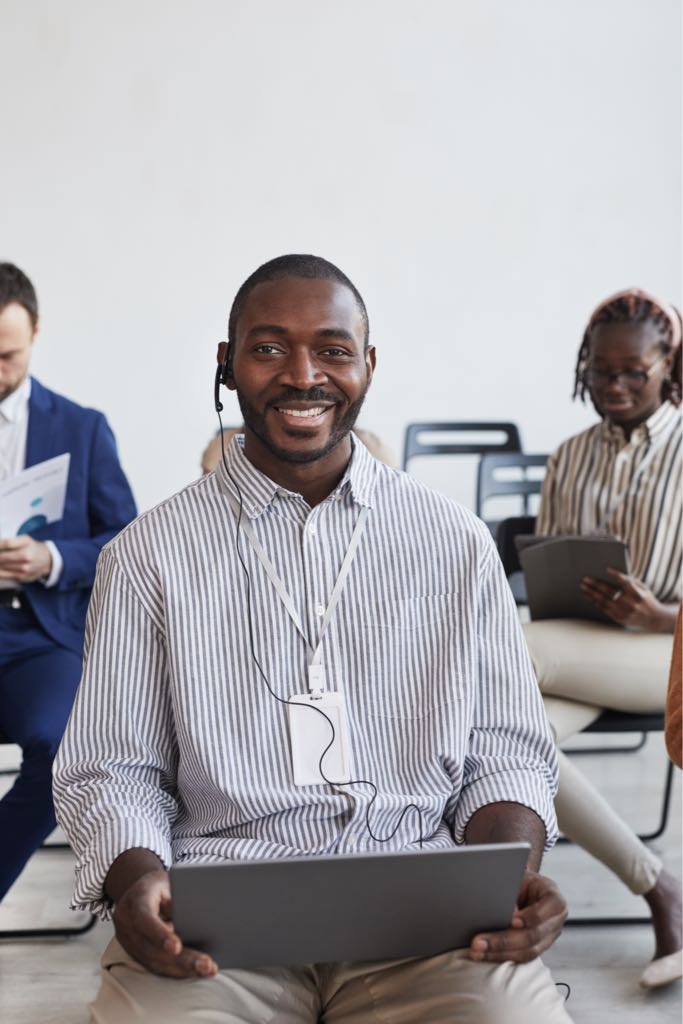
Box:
[0,536,52,582]
[468,870,567,963]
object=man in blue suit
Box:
[0,262,137,901]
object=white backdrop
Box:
[1,0,680,513]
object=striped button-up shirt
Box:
[54,435,558,916]
[536,402,682,603]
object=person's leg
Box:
[523,619,672,712]
[90,938,321,1024]
[0,646,82,899]
[321,951,572,1024]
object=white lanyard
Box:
[224,490,370,693]
[586,411,681,534]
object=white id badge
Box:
[286,691,352,786]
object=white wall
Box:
[2,0,680,512]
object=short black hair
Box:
[227,254,369,348]
[0,263,39,328]
[574,292,682,407]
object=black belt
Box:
[0,589,25,609]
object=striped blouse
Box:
[53,435,558,917]
[536,401,682,603]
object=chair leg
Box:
[564,913,650,927]
[560,760,675,926]
[564,732,648,756]
[637,760,675,842]
[0,913,96,940]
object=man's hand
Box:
[0,536,52,582]
[468,870,567,964]
[581,568,676,633]
[112,868,218,979]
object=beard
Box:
[0,376,26,403]
[236,385,368,465]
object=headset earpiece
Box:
[217,342,233,385]
[215,342,233,411]
[214,365,224,413]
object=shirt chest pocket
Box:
[356,594,466,720]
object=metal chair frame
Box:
[563,710,675,929]
[475,452,548,520]
[0,739,96,939]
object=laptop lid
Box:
[170,843,530,969]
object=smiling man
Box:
[54,255,572,1024]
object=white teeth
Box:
[277,407,326,418]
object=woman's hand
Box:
[581,569,676,633]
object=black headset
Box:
[214,343,233,413]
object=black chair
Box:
[476,452,548,538]
[496,516,675,926]
[0,733,96,939]
[402,422,522,513]
[402,421,522,471]
[495,513,535,605]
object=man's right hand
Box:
[112,868,218,979]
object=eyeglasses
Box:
[584,355,667,390]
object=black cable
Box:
[555,981,571,1002]
[216,412,424,849]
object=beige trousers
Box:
[523,619,673,895]
[90,938,573,1024]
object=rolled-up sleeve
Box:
[452,538,559,849]
[53,545,177,918]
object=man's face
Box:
[228,277,375,466]
[0,302,36,402]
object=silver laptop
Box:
[170,843,530,969]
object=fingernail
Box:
[471,938,488,951]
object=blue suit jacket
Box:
[21,378,137,654]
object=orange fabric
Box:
[665,605,683,769]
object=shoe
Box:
[639,949,683,989]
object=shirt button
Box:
[348,833,358,848]
[315,604,325,616]
[308,525,317,536]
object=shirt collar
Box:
[0,376,31,425]
[215,431,378,519]
[601,400,680,447]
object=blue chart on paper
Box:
[18,514,48,535]
[17,497,47,535]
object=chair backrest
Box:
[496,515,536,577]
[476,452,548,519]
[402,422,522,471]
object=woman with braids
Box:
[523,288,682,989]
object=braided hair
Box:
[573,291,682,407]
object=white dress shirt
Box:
[0,375,62,587]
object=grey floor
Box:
[0,736,680,1024]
